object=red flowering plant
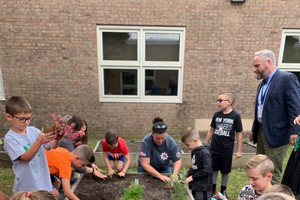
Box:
[50,114,85,146]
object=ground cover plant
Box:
[120,180,144,200]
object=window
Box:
[97,26,185,103]
[278,29,300,71]
[0,68,5,100]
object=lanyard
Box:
[260,75,274,105]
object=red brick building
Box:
[1,0,300,139]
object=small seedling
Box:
[120,179,144,200]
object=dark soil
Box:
[74,173,173,200]
[96,140,256,153]
[0,144,4,151]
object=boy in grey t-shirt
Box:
[138,120,181,182]
[4,96,60,197]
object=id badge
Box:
[258,109,262,119]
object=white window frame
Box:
[97,25,185,103]
[0,67,5,100]
[278,29,300,71]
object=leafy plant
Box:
[171,181,189,200]
[121,180,144,200]
[50,114,84,146]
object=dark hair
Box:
[152,122,167,134]
[105,130,119,145]
[152,117,164,124]
[6,96,32,115]
[67,116,88,144]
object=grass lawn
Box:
[0,141,294,199]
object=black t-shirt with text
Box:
[210,110,243,155]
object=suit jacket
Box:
[252,69,300,148]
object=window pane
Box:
[103,32,137,60]
[145,33,180,61]
[104,69,137,95]
[145,70,178,96]
[291,72,300,83]
[282,36,300,63]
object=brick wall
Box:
[1,0,300,139]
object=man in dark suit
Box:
[250,49,300,184]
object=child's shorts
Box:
[108,154,126,162]
[212,152,232,174]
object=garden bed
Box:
[73,173,191,200]
[93,140,256,168]
[0,143,12,168]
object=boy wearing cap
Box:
[138,119,182,182]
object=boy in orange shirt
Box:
[45,144,95,200]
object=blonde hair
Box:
[219,92,235,105]
[263,184,295,198]
[246,154,274,176]
[182,127,200,143]
[258,192,295,200]
[11,190,56,200]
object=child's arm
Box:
[48,135,61,149]
[20,128,55,162]
[118,153,131,177]
[86,166,107,179]
[186,151,212,182]
[61,178,80,200]
[205,127,215,144]
[103,152,114,175]
[236,131,243,158]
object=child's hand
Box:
[171,173,179,182]
[118,171,126,177]
[185,176,193,183]
[236,151,242,159]
[108,169,115,176]
[36,128,55,144]
[94,170,107,180]
[91,163,103,173]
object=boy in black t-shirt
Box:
[205,93,243,199]
[182,127,213,200]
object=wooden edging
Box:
[68,172,193,200]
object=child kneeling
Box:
[102,130,131,177]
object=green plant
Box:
[121,180,144,200]
[171,182,189,200]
